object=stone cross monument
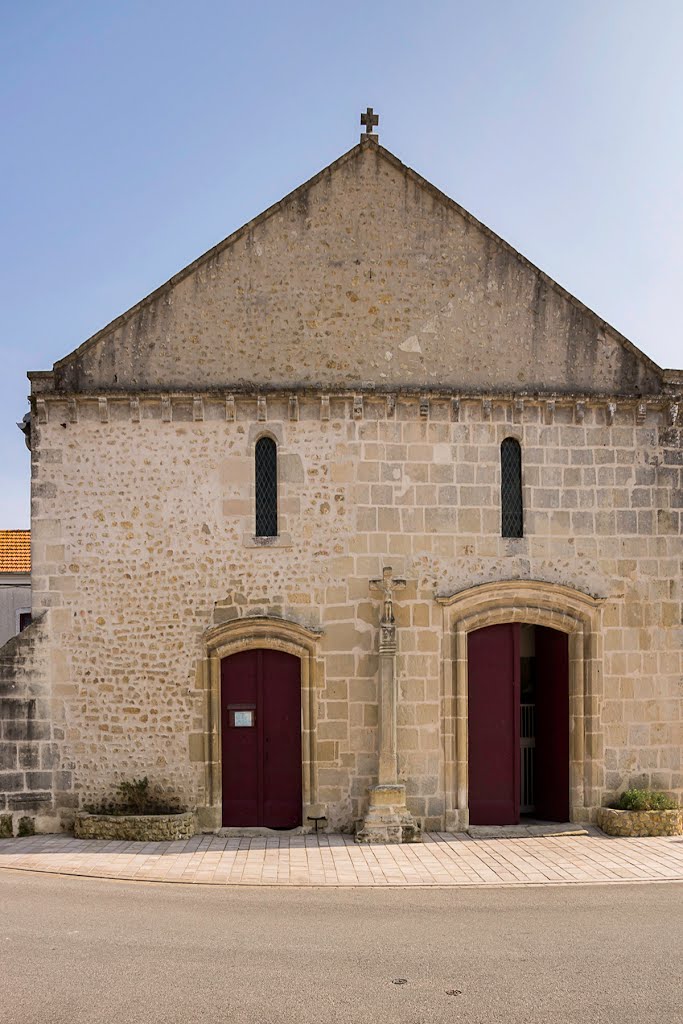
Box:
[370,566,405,786]
[356,567,421,844]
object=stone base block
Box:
[445,808,469,832]
[356,784,422,844]
[196,804,221,831]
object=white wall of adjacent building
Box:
[0,574,31,647]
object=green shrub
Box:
[117,777,154,814]
[612,789,679,812]
[17,816,35,837]
[84,777,182,816]
[0,814,13,838]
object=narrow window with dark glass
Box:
[501,437,523,537]
[255,436,278,537]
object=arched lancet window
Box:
[501,437,523,538]
[255,436,278,537]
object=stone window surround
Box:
[437,580,604,831]
[242,424,292,549]
[196,616,323,831]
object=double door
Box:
[221,649,302,829]
[467,623,569,825]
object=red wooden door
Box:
[534,627,570,822]
[221,649,302,828]
[468,623,520,825]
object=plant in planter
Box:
[76,777,195,841]
[612,789,678,812]
[598,788,682,837]
[84,777,180,817]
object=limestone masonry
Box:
[0,131,680,835]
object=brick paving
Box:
[1,828,683,887]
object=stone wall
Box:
[0,615,69,833]
[51,139,662,398]
[24,386,682,832]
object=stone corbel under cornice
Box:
[25,389,681,429]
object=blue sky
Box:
[1,1,682,526]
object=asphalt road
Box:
[1,871,681,1023]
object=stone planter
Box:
[597,807,682,838]
[74,811,196,841]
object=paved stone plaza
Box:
[1,829,682,887]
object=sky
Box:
[1,0,682,526]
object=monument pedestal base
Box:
[356,783,422,844]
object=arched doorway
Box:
[437,581,604,831]
[467,623,569,825]
[197,616,322,833]
[221,648,302,828]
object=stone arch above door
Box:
[436,581,604,831]
[195,616,323,831]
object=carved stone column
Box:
[356,568,421,844]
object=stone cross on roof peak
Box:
[360,107,379,142]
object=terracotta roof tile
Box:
[0,530,31,573]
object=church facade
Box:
[1,121,681,836]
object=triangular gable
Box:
[43,137,665,397]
